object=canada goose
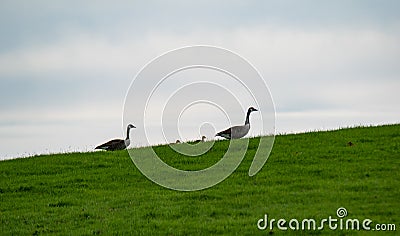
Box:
[95,124,136,151]
[193,136,206,144]
[216,107,258,139]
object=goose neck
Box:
[126,126,131,140]
[245,109,252,125]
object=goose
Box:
[193,136,206,144]
[216,107,258,139]
[95,124,136,151]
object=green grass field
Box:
[1,125,399,235]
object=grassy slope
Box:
[0,125,399,235]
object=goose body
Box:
[217,124,250,139]
[95,124,135,151]
[216,107,257,139]
[192,136,206,144]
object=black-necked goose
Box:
[216,107,258,139]
[95,124,136,151]
[193,136,206,144]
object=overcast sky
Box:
[1,1,399,160]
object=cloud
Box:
[1,27,399,112]
[1,26,399,77]
[0,34,143,77]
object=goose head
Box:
[248,107,258,113]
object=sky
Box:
[0,0,399,160]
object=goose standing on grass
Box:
[95,124,136,151]
[193,136,206,144]
[216,107,258,139]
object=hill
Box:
[1,125,399,235]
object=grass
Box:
[0,124,399,235]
